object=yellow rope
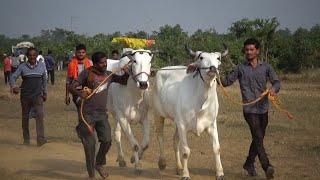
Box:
[216,72,294,120]
[79,63,131,135]
[268,94,294,120]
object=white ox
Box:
[107,49,154,174]
[151,47,228,180]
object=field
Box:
[0,70,319,180]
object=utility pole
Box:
[70,16,73,31]
[70,16,78,32]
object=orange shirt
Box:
[3,57,12,72]
[67,57,92,79]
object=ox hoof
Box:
[158,158,167,170]
[116,157,127,167]
[216,175,224,180]
[181,177,190,180]
[130,155,136,164]
[118,160,127,167]
[135,163,143,175]
[176,168,183,176]
[135,168,143,175]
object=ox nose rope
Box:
[127,53,151,84]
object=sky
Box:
[0,0,319,37]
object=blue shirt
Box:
[44,55,55,70]
[10,61,47,99]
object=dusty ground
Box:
[0,71,319,180]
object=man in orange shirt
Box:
[65,44,92,115]
[3,54,12,85]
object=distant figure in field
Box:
[3,54,12,85]
[44,50,55,85]
[111,49,120,60]
[11,53,20,73]
[37,50,45,63]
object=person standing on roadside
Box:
[3,54,12,85]
[44,50,55,85]
[65,44,92,116]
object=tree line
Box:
[1,17,319,73]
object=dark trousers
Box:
[72,94,81,122]
[21,96,46,142]
[47,69,55,85]
[243,112,270,171]
[76,111,112,178]
[4,71,10,85]
[11,67,17,74]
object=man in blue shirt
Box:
[45,50,55,85]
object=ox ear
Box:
[185,45,196,57]
[221,43,229,58]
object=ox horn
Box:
[221,43,229,58]
[151,50,159,54]
[185,45,196,57]
[120,50,132,58]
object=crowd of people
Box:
[2,48,121,86]
[2,45,123,179]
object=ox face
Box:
[187,45,228,83]
[195,51,221,78]
[129,50,153,90]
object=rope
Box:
[216,71,294,120]
[268,94,294,120]
[153,66,294,120]
[79,62,132,135]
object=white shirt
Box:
[19,54,26,63]
[37,55,45,63]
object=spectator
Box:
[11,53,20,73]
[10,47,48,146]
[111,49,120,60]
[37,50,45,63]
[3,54,12,85]
[44,50,55,85]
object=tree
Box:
[253,17,280,62]
[291,28,311,72]
[0,19,319,73]
[152,24,188,67]
[125,30,149,39]
[229,19,254,39]
[229,18,280,62]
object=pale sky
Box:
[0,0,319,37]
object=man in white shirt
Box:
[37,50,45,63]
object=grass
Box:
[0,69,319,179]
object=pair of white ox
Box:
[106,46,228,180]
